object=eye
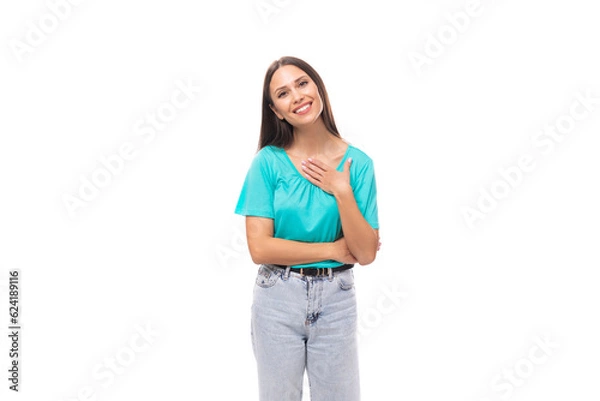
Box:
[277,91,287,98]
[299,80,309,87]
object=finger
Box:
[301,162,323,178]
[306,157,328,172]
[303,170,322,186]
[344,158,352,174]
[302,169,318,182]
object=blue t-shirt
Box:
[234,143,379,268]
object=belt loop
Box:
[328,268,333,281]
[284,266,290,280]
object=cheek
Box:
[273,100,288,114]
[312,90,322,105]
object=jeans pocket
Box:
[255,264,279,288]
[337,269,355,290]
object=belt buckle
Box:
[299,267,327,276]
[299,267,319,276]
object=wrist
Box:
[333,184,353,200]
[327,241,338,261]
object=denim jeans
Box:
[251,264,360,401]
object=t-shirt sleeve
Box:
[352,157,379,229]
[234,151,275,218]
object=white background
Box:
[1,0,599,400]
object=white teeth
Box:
[295,103,310,113]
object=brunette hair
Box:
[258,56,340,150]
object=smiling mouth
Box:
[294,102,312,114]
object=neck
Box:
[290,118,336,156]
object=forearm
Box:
[249,237,335,266]
[334,188,378,265]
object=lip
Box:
[293,102,312,115]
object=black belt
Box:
[272,263,354,276]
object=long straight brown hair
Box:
[258,56,340,151]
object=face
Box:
[269,64,324,127]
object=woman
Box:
[235,56,380,401]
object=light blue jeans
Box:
[251,264,360,401]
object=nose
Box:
[290,88,304,103]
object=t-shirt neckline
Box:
[277,143,352,179]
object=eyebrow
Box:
[273,75,309,93]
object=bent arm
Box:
[300,156,380,266]
[245,216,357,265]
[334,187,379,265]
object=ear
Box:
[269,103,285,120]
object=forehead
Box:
[270,65,310,92]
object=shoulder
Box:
[255,145,278,158]
[345,142,375,165]
[253,145,282,163]
[249,145,286,173]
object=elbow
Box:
[248,240,267,265]
[358,257,376,266]
[250,253,264,265]
[352,229,379,266]
[358,230,379,266]
[248,247,264,265]
[357,250,377,266]
[350,239,378,266]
